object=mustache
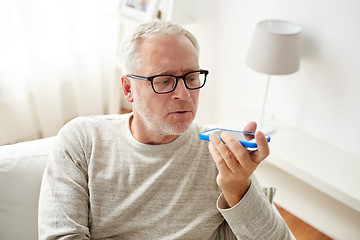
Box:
[168,101,195,112]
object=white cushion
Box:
[0,137,55,240]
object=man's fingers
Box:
[209,133,240,173]
[222,131,257,173]
[243,121,257,133]
[252,131,270,163]
[208,141,232,175]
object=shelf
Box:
[218,111,360,238]
[220,114,360,212]
[255,160,360,239]
[266,119,360,212]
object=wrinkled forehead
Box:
[138,35,199,74]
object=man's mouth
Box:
[169,110,192,116]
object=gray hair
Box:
[119,20,200,75]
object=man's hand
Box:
[208,122,270,207]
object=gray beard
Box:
[135,104,191,136]
[132,91,192,136]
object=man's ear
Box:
[121,75,134,103]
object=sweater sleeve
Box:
[217,175,293,239]
[38,119,91,240]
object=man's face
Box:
[130,34,200,137]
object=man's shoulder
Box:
[65,113,129,127]
[58,113,131,137]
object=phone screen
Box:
[199,128,270,148]
[205,129,256,143]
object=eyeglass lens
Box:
[152,71,205,93]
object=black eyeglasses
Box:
[127,69,209,94]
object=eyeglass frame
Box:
[126,69,209,94]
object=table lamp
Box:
[246,19,301,133]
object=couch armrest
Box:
[0,137,55,240]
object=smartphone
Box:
[199,128,270,148]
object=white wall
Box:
[191,0,360,159]
[182,1,360,236]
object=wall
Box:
[183,0,360,237]
[1,0,356,237]
[192,0,360,159]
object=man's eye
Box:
[186,76,199,83]
[154,77,173,85]
[186,73,199,81]
[161,79,171,84]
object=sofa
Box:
[0,137,55,240]
[0,136,293,240]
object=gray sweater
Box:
[38,113,291,239]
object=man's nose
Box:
[173,79,191,99]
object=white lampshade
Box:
[246,20,302,75]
